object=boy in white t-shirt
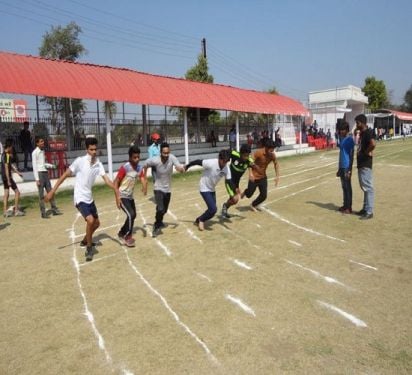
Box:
[46,137,120,261]
[185,149,234,231]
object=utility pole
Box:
[201,38,207,58]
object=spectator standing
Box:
[32,137,62,218]
[148,133,161,182]
[19,121,33,171]
[229,125,237,151]
[2,139,24,217]
[355,114,376,220]
[336,122,354,214]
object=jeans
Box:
[358,167,374,214]
[339,168,352,209]
[37,171,57,214]
[198,191,217,222]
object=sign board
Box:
[0,99,28,121]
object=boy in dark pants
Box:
[114,145,147,247]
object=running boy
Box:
[45,137,120,261]
[242,138,280,211]
[114,145,147,247]
[185,149,234,231]
[2,139,24,217]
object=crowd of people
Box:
[2,113,377,262]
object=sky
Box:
[1,0,411,106]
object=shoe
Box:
[14,210,25,217]
[80,240,97,248]
[152,227,161,238]
[359,213,373,220]
[158,222,166,229]
[41,212,50,219]
[221,203,231,218]
[85,246,94,262]
[342,208,352,214]
[198,221,204,231]
[356,209,367,216]
[123,235,136,247]
[52,208,62,215]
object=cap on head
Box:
[151,133,160,141]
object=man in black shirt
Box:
[355,114,376,220]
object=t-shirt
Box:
[230,150,254,179]
[357,128,375,169]
[339,135,355,169]
[144,154,182,193]
[116,162,144,199]
[199,159,231,192]
[252,148,276,179]
[1,152,12,180]
[148,143,160,158]
[69,154,106,204]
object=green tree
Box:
[403,84,412,112]
[39,22,87,141]
[362,76,389,111]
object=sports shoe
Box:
[356,209,367,216]
[41,212,50,219]
[52,208,62,215]
[342,208,352,214]
[14,210,25,217]
[85,246,94,262]
[152,227,161,238]
[359,213,373,220]
[123,235,136,247]
[221,203,231,218]
[80,240,97,248]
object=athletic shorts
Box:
[2,177,17,190]
[76,201,98,219]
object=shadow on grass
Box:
[0,222,11,231]
[306,201,340,212]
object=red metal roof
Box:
[0,51,308,116]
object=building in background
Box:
[308,85,368,132]
[0,98,28,122]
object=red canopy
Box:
[0,51,308,116]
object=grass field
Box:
[1,139,411,374]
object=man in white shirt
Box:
[32,137,61,218]
[46,137,120,261]
[185,149,234,231]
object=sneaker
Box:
[85,246,94,262]
[359,213,373,220]
[123,235,136,247]
[356,209,367,216]
[342,208,352,214]
[41,212,50,219]
[221,203,231,218]
[52,208,62,215]
[80,240,97,248]
[14,210,25,217]
[152,227,161,238]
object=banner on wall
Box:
[0,99,28,121]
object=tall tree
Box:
[403,84,412,112]
[39,22,87,142]
[362,76,389,111]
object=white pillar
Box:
[393,114,396,136]
[105,108,113,179]
[183,109,189,164]
[235,113,240,151]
